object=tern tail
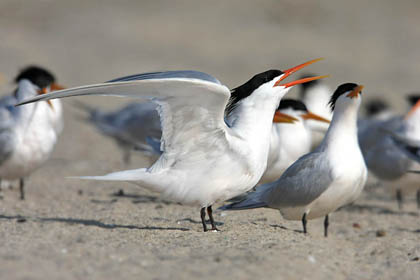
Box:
[73,168,168,194]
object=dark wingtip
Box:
[15,97,41,107]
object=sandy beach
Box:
[0,1,419,279]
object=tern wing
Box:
[0,95,18,164]
[18,73,231,171]
[264,152,333,207]
[220,152,333,211]
[106,70,221,85]
[386,130,420,163]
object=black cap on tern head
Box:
[226,70,284,114]
[365,98,389,117]
[277,99,308,112]
[15,66,56,89]
[329,83,359,111]
[406,94,420,106]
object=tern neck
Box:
[227,93,282,173]
[319,102,359,151]
[227,94,280,139]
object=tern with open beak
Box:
[0,66,64,199]
[17,59,327,231]
[221,83,367,237]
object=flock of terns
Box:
[1,58,419,236]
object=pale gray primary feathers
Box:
[107,70,221,85]
[17,75,231,167]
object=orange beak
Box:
[50,83,66,91]
[406,99,420,119]
[37,83,65,110]
[274,58,328,88]
[301,111,331,123]
[346,85,364,99]
[273,111,299,123]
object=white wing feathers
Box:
[18,78,232,175]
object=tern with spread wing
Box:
[260,99,330,184]
[222,83,367,237]
[17,59,326,231]
[0,66,64,199]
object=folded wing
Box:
[265,152,333,207]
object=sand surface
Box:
[0,1,419,279]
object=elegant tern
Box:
[74,101,161,163]
[222,83,367,237]
[17,59,327,231]
[0,66,64,199]
[359,95,420,209]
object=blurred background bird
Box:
[298,75,333,150]
[260,99,330,184]
[358,94,420,209]
[0,66,64,199]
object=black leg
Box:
[301,213,307,234]
[324,215,329,237]
[19,178,25,200]
[207,206,219,231]
[200,207,207,232]
[396,189,403,210]
[123,150,131,165]
[417,190,420,210]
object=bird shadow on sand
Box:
[176,218,224,227]
[109,189,175,205]
[342,204,419,217]
[394,227,420,234]
[0,214,190,231]
[269,224,303,234]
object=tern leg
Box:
[396,189,403,210]
[207,206,219,231]
[19,178,25,200]
[123,150,131,165]
[301,213,307,234]
[200,207,207,232]
[416,190,420,209]
[324,215,329,237]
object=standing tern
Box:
[359,95,420,209]
[17,59,327,231]
[72,71,222,163]
[299,75,333,149]
[73,101,161,163]
[222,83,367,237]
[0,66,64,199]
[260,99,330,184]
